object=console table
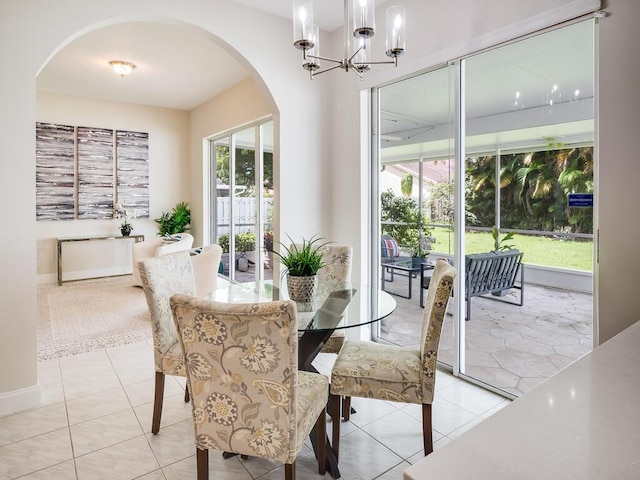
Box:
[57,234,144,285]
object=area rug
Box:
[37,276,152,360]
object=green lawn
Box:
[430,227,594,272]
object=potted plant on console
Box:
[272,234,329,303]
[114,202,135,236]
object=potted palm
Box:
[272,234,329,303]
[154,201,190,236]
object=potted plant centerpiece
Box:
[272,234,329,303]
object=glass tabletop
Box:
[381,256,431,272]
[209,278,396,332]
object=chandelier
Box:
[292,0,406,79]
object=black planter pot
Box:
[121,226,132,236]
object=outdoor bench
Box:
[421,249,524,320]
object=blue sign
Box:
[568,193,593,207]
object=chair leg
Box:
[184,383,190,403]
[196,448,208,480]
[152,372,165,434]
[316,408,327,474]
[422,403,433,456]
[285,462,296,480]
[329,394,341,463]
[342,396,351,421]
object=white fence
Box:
[215,197,273,236]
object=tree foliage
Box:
[466,146,593,234]
[216,145,274,196]
[381,190,433,254]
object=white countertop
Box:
[404,320,640,480]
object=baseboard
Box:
[38,267,133,285]
[0,385,42,417]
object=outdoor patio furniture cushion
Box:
[381,235,401,258]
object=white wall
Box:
[596,0,640,342]
[0,0,329,412]
[189,77,272,247]
[36,92,190,283]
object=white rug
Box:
[37,276,151,360]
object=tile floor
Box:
[1,341,510,479]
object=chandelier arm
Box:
[351,68,364,80]
[354,59,397,66]
[306,54,344,65]
[347,45,364,64]
[310,64,344,77]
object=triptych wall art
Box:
[36,122,149,221]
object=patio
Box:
[379,269,593,397]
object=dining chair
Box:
[316,244,353,354]
[189,243,223,298]
[132,232,194,286]
[138,250,196,434]
[169,294,330,480]
[329,260,457,459]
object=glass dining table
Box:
[209,277,397,478]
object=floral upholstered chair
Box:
[329,260,456,458]
[132,232,194,286]
[316,244,353,354]
[138,251,196,434]
[170,294,330,480]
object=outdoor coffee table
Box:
[381,257,433,299]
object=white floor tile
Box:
[0,428,73,478]
[75,435,159,480]
[66,386,131,425]
[70,408,144,457]
[436,379,506,415]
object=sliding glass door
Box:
[461,21,595,396]
[210,120,274,283]
[373,64,455,363]
[373,20,595,397]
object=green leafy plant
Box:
[155,202,191,236]
[381,189,433,255]
[272,234,330,277]
[400,173,413,197]
[492,225,516,251]
[217,232,256,253]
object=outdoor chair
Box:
[170,294,329,480]
[138,250,196,434]
[329,260,457,458]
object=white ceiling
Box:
[37,21,251,111]
[36,1,363,111]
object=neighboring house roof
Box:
[387,160,453,184]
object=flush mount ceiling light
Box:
[109,60,136,77]
[292,0,406,79]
